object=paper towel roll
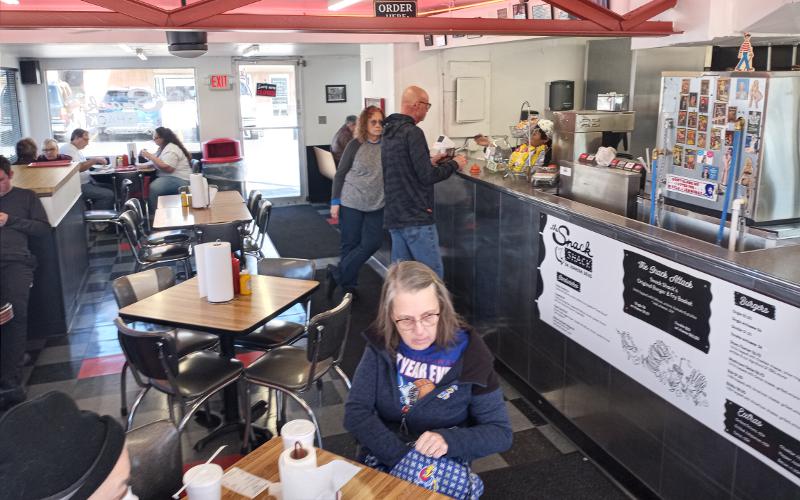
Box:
[202,241,234,303]
[194,242,212,297]
[190,173,208,208]
[279,445,319,500]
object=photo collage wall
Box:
[668,75,766,200]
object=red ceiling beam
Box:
[0,11,155,29]
[545,0,624,31]
[621,0,677,31]
[185,15,677,37]
[81,0,169,26]
[169,0,263,27]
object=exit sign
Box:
[209,74,232,90]
[375,0,416,17]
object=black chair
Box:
[242,199,272,259]
[235,258,315,351]
[126,420,182,500]
[244,190,262,235]
[115,317,244,433]
[191,158,202,174]
[123,198,193,246]
[195,221,245,254]
[112,267,219,417]
[84,178,133,227]
[242,293,353,451]
[118,210,193,277]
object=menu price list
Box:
[725,400,800,480]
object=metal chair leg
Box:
[334,365,352,391]
[120,361,129,416]
[316,378,323,407]
[127,385,151,431]
[241,382,253,454]
[282,390,323,448]
[167,394,176,425]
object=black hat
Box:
[0,391,126,499]
[345,115,357,124]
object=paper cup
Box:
[281,419,316,451]
[183,463,223,500]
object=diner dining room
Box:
[3,1,798,499]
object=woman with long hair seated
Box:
[344,261,512,491]
[140,127,192,210]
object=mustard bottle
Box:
[180,191,189,207]
[239,270,252,296]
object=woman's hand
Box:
[330,205,340,221]
[415,431,448,458]
[140,149,154,162]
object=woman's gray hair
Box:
[374,261,464,354]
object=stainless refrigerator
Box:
[656,71,800,225]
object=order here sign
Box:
[374,0,416,17]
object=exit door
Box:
[236,61,305,201]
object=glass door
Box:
[236,60,305,200]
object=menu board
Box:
[662,75,766,210]
[536,213,800,486]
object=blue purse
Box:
[388,448,484,499]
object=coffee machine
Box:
[552,110,636,163]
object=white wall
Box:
[360,44,396,114]
[301,54,362,145]
[393,38,587,143]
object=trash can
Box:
[201,138,246,196]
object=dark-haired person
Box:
[344,261,512,473]
[327,105,385,298]
[0,156,49,411]
[331,114,357,165]
[140,127,192,210]
[37,138,72,162]
[60,128,115,210]
[13,138,38,165]
[0,391,134,499]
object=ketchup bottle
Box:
[231,255,241,295]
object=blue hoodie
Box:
[344,328,513,468]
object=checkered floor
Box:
[16,207,630,499]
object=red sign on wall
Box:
[209,74,231,90]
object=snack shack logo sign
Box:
[375,0,416,17]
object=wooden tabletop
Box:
[157,190,245,209]
[118,275,318,334]
[222,438,448,499]
[11,163,80,196]
[153,202,252,230]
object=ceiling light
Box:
[242,44,259,56]
[118,44,135,54]
[136,49,147,61]
[328,0,362,11]
[0,0,21,5]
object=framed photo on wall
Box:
[433,34,447,47]
[364,97,386,113]
[423,34,434,46]
[530,2,553,19]
[512,3,528,19]
[326,85,347,103]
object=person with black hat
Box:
[0,391,134,500]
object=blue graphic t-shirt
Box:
[396,329,468,411]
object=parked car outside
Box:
[90,87,163,140]
[47,84,67,141]
[240,80,260,139]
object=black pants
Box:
[0,261,34,390]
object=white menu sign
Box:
[536,214,800,486]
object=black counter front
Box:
[435,167,800,499]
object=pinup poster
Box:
[685,149,696,169]
[734,79,750,101]
[681,78,691,94]
[678,111,687,126]
[697,132,707,149]
[537,213,800,487]
[688,112,698,129]
[699,96,709,113]
[727,106,738,123]
[687,129,696,146]
[680,95,688,111]
[713,103,727,125]
[710,128,723,150]
[716,78,730,102]
[747,111,762,134]
[698,115,708,131]
[700,79,710,96]
[672,145,683,166]
[689,93,698,108]
[677,128,687,143]
[725,130,734,147]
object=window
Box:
[0,68,22,161]
[45,68,200,157]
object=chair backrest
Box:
[247,190,263,218]
[191,158,202,173]
[118,211,144,256]
[255,199,273,235]
[195,221,244,253]
[115,317,180,382]
[314,147,336,180]
[257,257,315,281]
[124,198,145,221]
[127,420,182,500]
[112,267,176,308]
[306,293,352,369]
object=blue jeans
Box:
[82,181,115,210]
[148,175,189,211]
[389,224,444,278]
[333,206,384,290]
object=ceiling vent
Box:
[166,31,208,58]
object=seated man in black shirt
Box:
[0,155,49,411]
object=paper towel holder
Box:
[290,442,309,459]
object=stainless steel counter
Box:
[457,164,800,300]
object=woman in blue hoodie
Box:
[344,261,512,471]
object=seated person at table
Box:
[344,261,512,471]
[13,138,38,165]
[140,127,191,211]
[37,138,72,162]
[61,128,115,210]
[0,391,133,500]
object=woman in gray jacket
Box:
[327,105,385,298]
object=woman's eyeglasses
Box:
[394,312,440,332]
[368,119,383,125]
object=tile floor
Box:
[15,207,631,499]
